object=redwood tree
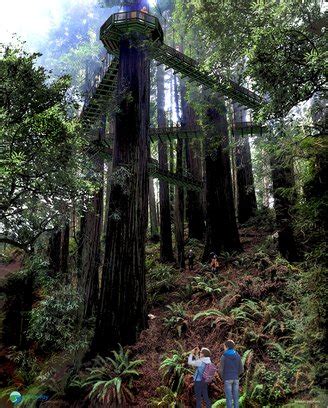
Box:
[149,177,159,242]
[233,104,257,223]
[270,139,298,261]
[181,81,205,240]
[78,118,105,320]
[93,34,150,352]
[174,138,185,269]
[157,64,174,262]
[203,97,241,260]
[48,223,69,281]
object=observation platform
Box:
[99,11,262,109]
[100,11,163,55]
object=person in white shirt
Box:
[188,346,212,408]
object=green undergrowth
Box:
[143,232,325,407]
[0,230,326,407]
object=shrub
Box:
[6,346,39,386]
[27,284,89,352]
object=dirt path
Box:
[0,259,22,280]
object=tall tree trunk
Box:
[174,138,185,269]
[180,81,205,240]
[103,117,115,235]
[61,222,70,282]
[93,35,150,352]
[48,228,62,276]
[48,223,69,279]
[203,100,241,260]
[78,118,105,320]
[233,105,257,223]
[157,64,174,262]
[149,177,159,242]
[270,147,298,261]
[173,69,185,268]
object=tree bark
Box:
[48,228,62,276]
[48,223,70,280]
[78,118,105,320]
[270,150,298,261]
[93,35,150,352]
[173,69,185,268]
[233,105,257,223]
[61,222,70,282]
[180,81,205,240]
[157,64,174,262]
[174,138,185,269]
[103,117,115,235]
[203,100,241,260]
[149,177,159,242]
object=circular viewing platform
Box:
[100,11,164,55]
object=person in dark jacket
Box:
[187,249,195,271]
[219,340,244,408]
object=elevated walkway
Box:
[149,126,202,142]
[81,12,263,127]
[100,11,262,110]
[149,122,265,142]
[81,55,119,128]
[149,43,261,109]
[233,122,265,136]
[91,140,203,191]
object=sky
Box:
[0,0,101,50]
[0,0,158,49]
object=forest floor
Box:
[0,225,320,407]
[131,225,282,407]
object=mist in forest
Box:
[1,0,120,81]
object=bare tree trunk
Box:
[174,138,185,269]
[233,105,257,223]
[180,80,205,240]
[103,117,115,235]
[61,222,70,281]
[270,148,298,261]
[203,99,241,260]
[48,228,62,276]
[157,64,174,262]
[78,117,105,320]
[93,35,150,352]
[173,69,185,268]
[149,177,159,242]
[48,223,70,280]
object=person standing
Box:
[188,347,212,408]
[188,249,195,271]
[210,254,219,273]
[219,340,244,408]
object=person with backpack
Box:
[219,340,244,408]
[188,346,217,408]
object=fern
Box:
[163,303,188,337]
[149,385,183,407]
[193,309,240,330]
[83,344,143,405]
[159,343,192,394]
